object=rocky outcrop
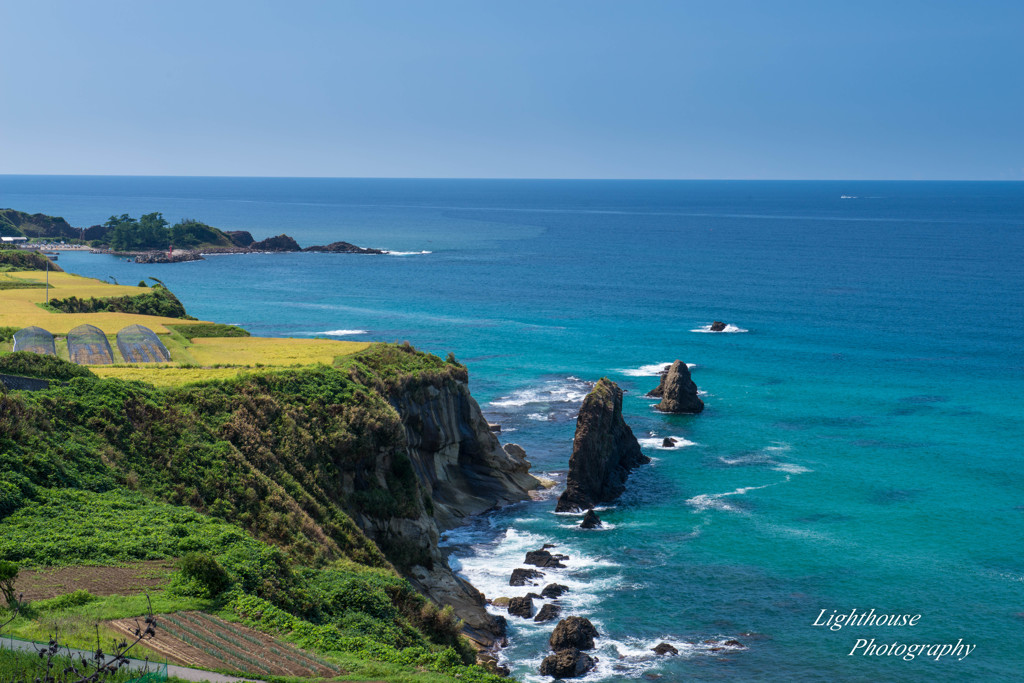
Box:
[507,596,534,618]
[347,359,542,649]
[303,240,385,254]
[555,378,649,512]
[525,549,567,568]
[655,360,704,414]
[550,617,600,651]
[662,437,677,448]
[652,642,678,655]
[539,648,596,678]
[646,365,671,398]
[710,321,727,332]
[250,234,301,251]
[224,230,255,247]
[580,509,602,529]
[541,583,569,598]
[510,568,545,586]
[534,603,560,623]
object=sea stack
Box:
[710,321,727,332]
[655,360,704,414]
[555,378,649,512]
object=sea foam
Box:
[691,323,749,333]
[321,329,368,336]
[619,361,696,376]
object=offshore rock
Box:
[541,583,570,599]
[303,240,385,254]
[662,437,677,448]
[652,642,679,655]
[507,596,534,618]
[534,603,561,623]
[510,568,546,586]
[710,321,727,332]
[525,549,567,568]
[556,378,649,512]
[250,234,301,251]
[646,365,672,398]
[655,360,704,414]
[580,509,602,529]
[539,648,596,678]
[550,616,600,651]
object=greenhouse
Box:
[67,324,114,364]
[12,326,56,356]
[117,324,171,363]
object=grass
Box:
[90,367,250,386]
[188,337,369,367]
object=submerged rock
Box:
[550,616,600,651]
[507,596,534,618]
[652,642,678,655]
[539,648,596,678]
[655,360,704,414]
[534,603,561,623]
[510,568,545,586]
[541,583,570,598]
[490,597,511,608]
[580,509,603,529]
[525,549,567,568]
[662,437,677,448]
[710,321,727,332]
[302,240,385,254]
[555,378,650,512]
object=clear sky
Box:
[1,0,1021,179]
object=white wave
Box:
[691,323,748,333]
[526,413,549,421]
[686,480,782,513]
[383,249,432,256]
[321,329,368,336]
[489,377,593,409]
[773,463,812,474]
[619,361,696,376]
[638,436,697,450]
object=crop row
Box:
[159,613,271,675]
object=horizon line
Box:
[1,173,1022,182]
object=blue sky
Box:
[1,1,1021,179]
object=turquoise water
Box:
[3,177,1023,681]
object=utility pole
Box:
[45,254,50,304]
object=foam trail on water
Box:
[619,361,696,376]
[686,479,787,513]
[320,329,368,336]
[383,249,432,255]
[489,376,593,409]
[638,436,697,450]
[691,323,749,333]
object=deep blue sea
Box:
[3,177,1023,682]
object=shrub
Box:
[35,589,96,610]
[0,352,95,381]
[0,560,17,608]
[176,552,230,598]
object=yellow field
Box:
[2,268,369,386]
[189,337,369,367]
[0,270,208,334]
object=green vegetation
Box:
[45,284,192,319]
[166,323,250,339]
[0,352,95,381]
[101,213,236,252]
[0,209,78,240]
[0,649,163,683]
[0,560,17,607]
[0,250,63,273]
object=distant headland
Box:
[0,207,386,263]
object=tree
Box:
[0,560,17,608]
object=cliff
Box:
[556,378,649,512]
[0,209,78,240]
[654,360,704,413]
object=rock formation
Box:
[662,437,677,448]
[580,509,602,529]
[303,240,385,254]
[250,234,301,251]
[646,365,671,398]
[655,360,704,414]
[539,617,601,678]
[555,378,649,512]
[224,230,255,247]
[541,583,569,598]
[539,648,596,678]
[525,549,567,568]
[510,568,545,586]
[550,616,600,651]
[710,321,727,332]
[507,596,534,618]
[652,642,679,655]
[534,603,561,622]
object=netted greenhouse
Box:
[67,324,114,364]
[117,324,171,363]
[12,326,56,356]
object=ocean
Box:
[2,176,1022,681]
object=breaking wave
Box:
[691,323,749,333]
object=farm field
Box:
[14,561,175,601]
[108,611,342,678]
[188,336,369,367]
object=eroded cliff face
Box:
[349,372,540,647]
